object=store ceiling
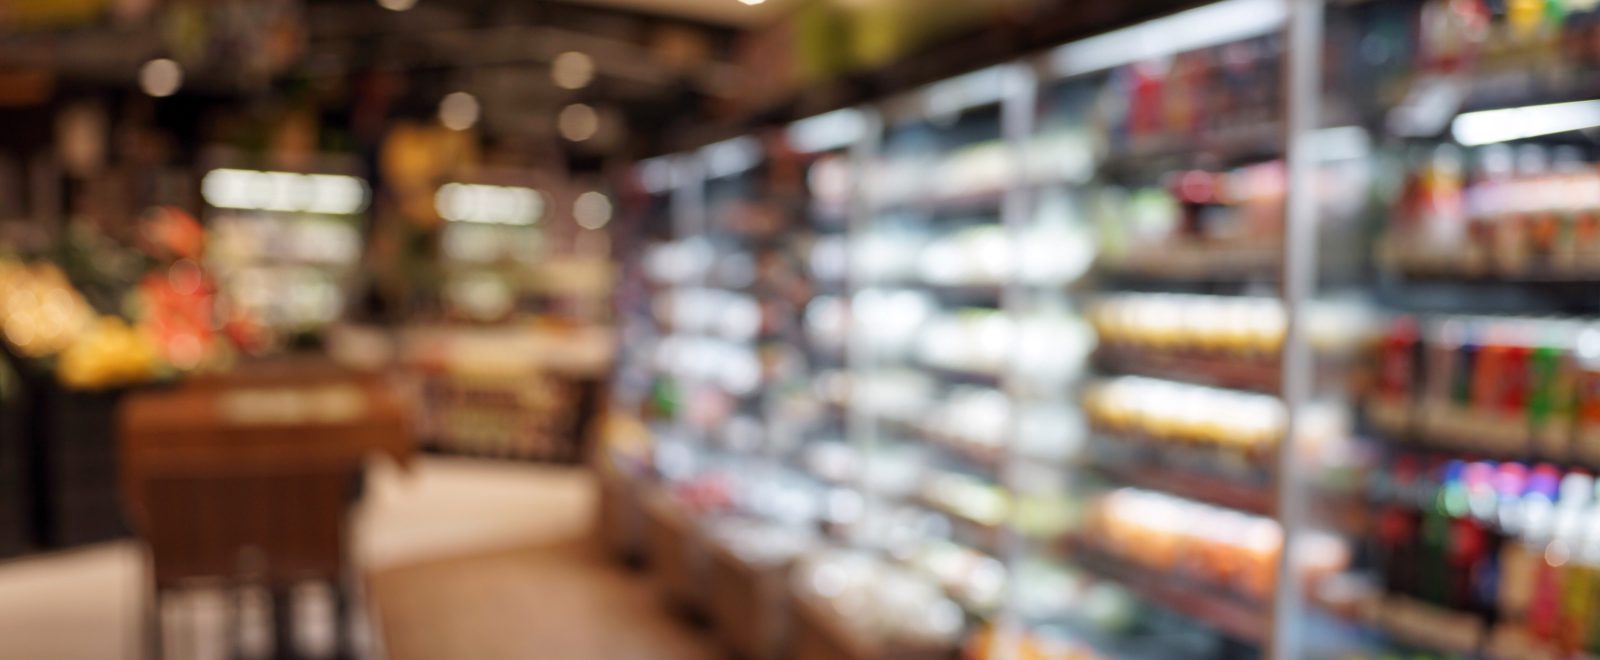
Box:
[557,0,795,26]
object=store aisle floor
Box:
[0,457,717,660]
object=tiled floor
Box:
[0,457,716,660]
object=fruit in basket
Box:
[0,260,95,358]
[57,316,160,389]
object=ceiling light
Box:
[439,92,480,131]
[574,191,613,230]
[558,103,599,142]
[551,52,595,90]
[1050,0,1286,77]
[377,0,418,11]
[139,59,182,98]
[739,0,766,4]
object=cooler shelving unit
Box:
[606,0,1600,656]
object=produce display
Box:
[0,260,96,359]
[0,258,162,389]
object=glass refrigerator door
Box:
[851,66,1020,641]
[1292,0,1600,656]
[1000,2,1307,657]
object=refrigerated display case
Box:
[1292,0,1600,657]
[612,0,1600,657]
[198,152,369,348]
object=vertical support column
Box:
[670,155,707,448]
[843,109,883,545]
[996,61,1038,660]
[1272,0,1326,657]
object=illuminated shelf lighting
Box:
[201,169,369,215]
[435,183,545,226]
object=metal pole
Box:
[996,61,1037,660]
[1271,0,1325,657]
[844,108,882,546]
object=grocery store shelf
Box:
[1099,124,1283,171]
[1064,542,1270,646]
[1093,348,1280,393]
[1096,249,1280,289]
[1088,460,1275,516]
[917,497,1007,556]
[874,188,1006,214]
[790,590,888,660]
[1387,265,1600,285]
[882,418,1004,472]
[915,363,1005,388]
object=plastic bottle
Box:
[1501,464,1561,625]
[1528,471,1592,643]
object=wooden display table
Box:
[118,358,409,658]
[595,454,647,564]
[640,487,710,618]
[706,537,796,660]
[791,590,954,660]
[400,325,613,462]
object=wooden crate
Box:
[641,489,708,617]
[707,540,792,660]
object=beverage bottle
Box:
[1380,316,1422,398]
[1455,461,1499,613]
[1546,147,1586,271]
[1468,145,1516,274]
[1499,145,1550,275]
[1484,462,1530,622]
[1383,316,1422,434]
[1423,460,1468,604]
[1453,321,1483,449]
[1425,319,1467,447]
[1563,482,1600,655]
[1472,322,1513,452]
[1571,165,1600,272]
[1528,471,1592,644]
[1501,464,1561,626]
[1574,325,1600,465]
[1528,319,1576,461]
[1379,454,1425,596]
[1581,479,1600,654]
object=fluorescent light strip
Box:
[923,65,1012,117]
[702,136,762,179]
[787,108,868,154]
[435,183,545,225]
[1050,0,1287,77]
[202,169,369,215]
[1452,99,1600,146]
